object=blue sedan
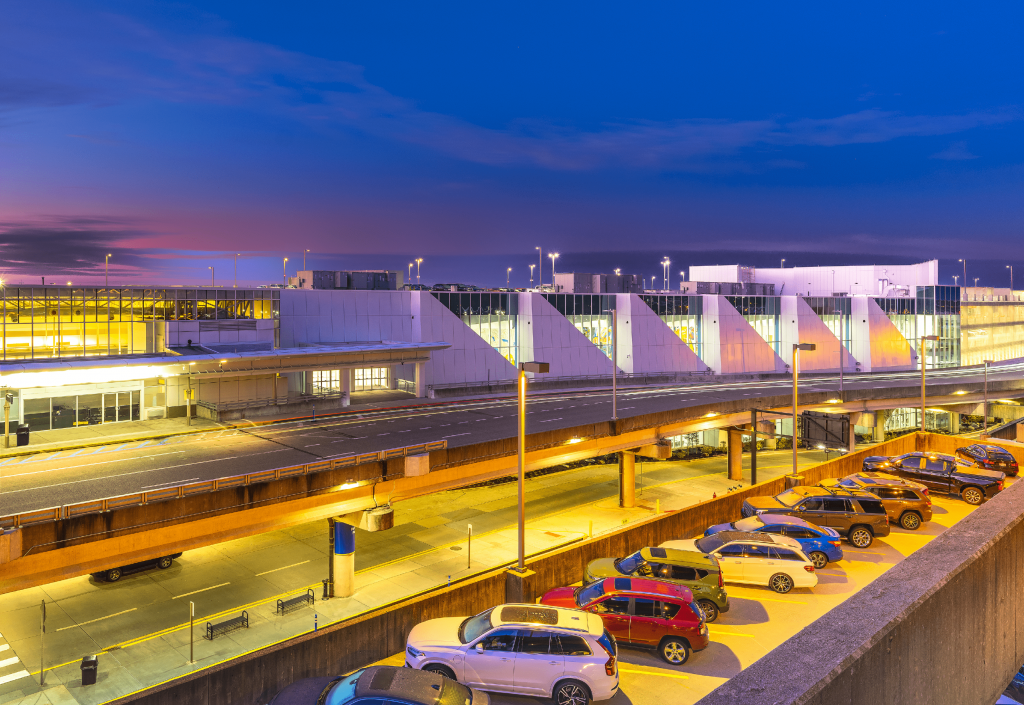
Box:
[704,514,843,569]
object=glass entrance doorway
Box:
[22,389,141,431]
[354,367,390,391]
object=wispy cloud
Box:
[930,141,980,160]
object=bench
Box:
[206,610,248,640]
[276,589,315,615]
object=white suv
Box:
[661,531,817,594]
[405,604,618,705]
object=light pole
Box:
[919,334,939,432]
[1008,265,1014,291]
[781,258,786,269]
[611,308,618,421]
[536,247,542,286]
[283,257,289,286]
[953,275,959,286]
[506,267,512,288]
[984,359,993,434]
[303,249,310,271]
[792,343,816,477]
[416,258,423,287]
[516,361,549,572]
[234,254,240,288]
[959,259,967,287]
[548,253,559,290]
[529,264,535,287]
[408,263,413,288]
[105,253,112,287]
[661,258,671,291]
[208,266,214,287]
[974,277,979,287]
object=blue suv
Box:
[704,514,843,569]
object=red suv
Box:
[539,576,708,665]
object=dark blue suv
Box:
[704,514,843,569]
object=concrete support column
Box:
[340,368,351,407]
[950,411,960,435]
[618,451,636,508]
[727,428,743,481]
[873,410,888,443]
[303,371,313,396]
[758,420,777,450]
[847,415,857,453]
[414,362,426,398]
[332,520,355,598]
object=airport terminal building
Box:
[1,259,1021,432]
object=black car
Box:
[269,665,488,705]
[955,444,1019,477]
[874,452,1004,505]
[92,553,183,582]
[741,486,890,548]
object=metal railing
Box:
[0,439,447,530]
[197,390,347,412]
[428,370,713,392]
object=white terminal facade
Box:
[0,259,1021,432]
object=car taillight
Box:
[998,480,1004,491]
[717,571,723,588]
[921,487,928,495]
[598,641,616,676]
[804,565,814,573]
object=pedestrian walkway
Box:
[0,448,829,705]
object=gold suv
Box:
[819,472,932,530]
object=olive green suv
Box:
[819,472,933,530]
[583,546,729,622]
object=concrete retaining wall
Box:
[696,452,1024,705]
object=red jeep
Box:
[540,576,708,665]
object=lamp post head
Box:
[519,361,550,374]
[794,343,816,351]
[922,335,939,341]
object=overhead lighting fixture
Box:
[0,365,177,389]
[954,390,968,395]
[336,482,360,491]
[704,412,719,418]
[996,399,1018,405]
[825,398,842,404]
[566,437,584,444]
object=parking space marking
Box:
[619,668,689,679]
[0,656,18,668]
[173,582,230,599]
[256,561,310,576]
[56,608,138,632]
[0,669,29,685]
[725,594,808,605]
[707,627,755,637]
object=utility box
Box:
[81,655,98,686]
[16,424,28,447]
[801,411,850,450]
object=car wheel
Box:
[962,487,984,505]
[899,512,922,530]
[157,556,173,569]
[106,568,122,582]
[697,599,719,623]
[554,679,591,705]
[658,637,691,665]
[769,573,793,594]
[423,664,456,681]
[808,551,828,569]
[848,526,873,548]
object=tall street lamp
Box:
[792,343,816,477]
[234,254,241,288]
[535,247,542,286]
[507,267,512,288]
[984,359,994,434]
[303,249,310,271]
[416,258,423,287]
[283,257,289,286]
[781,258,786,268]
[953,275,959,286]
[548,253,559,289]
[661,258,671,291]
[920,334,939,432]
[208,266,214,287]
[408,263,413,288]
[1007,265,1014,291]
[959,258,967,286]
[529,264,535,287]
[105,254,112,287]
[516,361,549,573]
[974,277,979,287]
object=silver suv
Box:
[405,604,619,705]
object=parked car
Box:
[268,666,488,705]
[660,532,817,594]
[92,553,183,582]
[956,443,1019,477]
[819,472,932,530]
[539,577,708,664]
[582,546,729,622]
[879,452,1005,505]
[741,486,890,548]
[405,604,618,705]
[703,514,842,569]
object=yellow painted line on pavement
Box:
[619,668,689,679]
[708,628,755,637]
[56,607,137,632]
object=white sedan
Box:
[662,530,817,594]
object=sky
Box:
[2,2,1023,288]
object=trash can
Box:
[81,655,98,686]
[16,424,28,447]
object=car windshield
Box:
[459,608,494,644]
[774,489,804,507]
[694,535,727,553]
[575,580,607,606]
[732,516,764,531]
[323,670,363,705]
[613,551,645,574]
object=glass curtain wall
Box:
[541,294,616,358]
[431,292,519,365]
[803,297,852,352]
[916,286,961,368]
[354,368,389,390]
[725,296,781,355]
[961,297,1024,365]
[0,287,279,360]
[639,295,703,359]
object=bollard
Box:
[312,404,316,423]
[656,499,660,515]
[448,575,451,587]
[467,524,472,570]
[314,613,318,631]
[189,601,194,665]
[322,579,330,601]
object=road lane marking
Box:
[143,478,198,489]
[256,560,311,576]
[443,433,472,439]
[1,450,190,480]
[619,668,688,679]
[539,418,563,423]
[56,608,138,632]
[173,582,231,599]
[305,444,321,447]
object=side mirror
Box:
[713,553,722,559]
[474,643,484,655]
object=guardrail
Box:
[427,370,714,392]
[0,439,447,530]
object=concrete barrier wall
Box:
[110,433,925,705]
[696,453,1024,705]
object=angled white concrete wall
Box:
[408,292,517,386]
[519,293,621,378]
[279,290,414,347]
[851,297,915,372]
[779,297,860,372]
[703,297,787,374]
[615,295,708,374]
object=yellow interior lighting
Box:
[0,365,176,389]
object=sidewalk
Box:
[0,449,828,705]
